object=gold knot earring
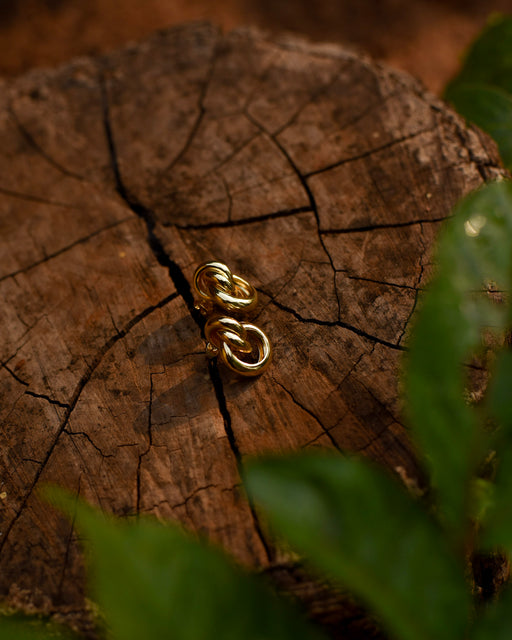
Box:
[192,261,271,377]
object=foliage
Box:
[247,180,512,640]
[247,454,470,640]
[444,14,512,169]
[0,615,71,640]
[2,17,512,640]
[0,178,508,640]
[1,489,324,640]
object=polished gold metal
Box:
[204,316,272,377]
[193,261,258,315]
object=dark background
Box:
[1,0,512,93]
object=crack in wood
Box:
[0,217,133,283]
[55,476,81,604]
[0,186,76,209]
[99,72,274,561]
[270,63,350,137]
[201,131,261,181]
[244,109,342,321]
[63,429,114,459]
[169,483,218,511]
[344,274,419,291]
[8,104,87,183]
[272,376,341,451]
[396,222,428,347]
[136,370,161,514]
[25,390,70,410]
[304,126,438,177]
[0,25,508,639]
[261,291,406,351]
[1,361,29,387]
[0,292,178,553]
[1,363,69,415]
[162,41,220,175]
[172,205,313,230]
[321,215,448,235]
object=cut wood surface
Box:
[0,22,504,638]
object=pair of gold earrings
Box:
[192,261,271,377]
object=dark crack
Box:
[260,290,406,351]
[345,274,419,291]
[397,222,427,346]
[321,215,448,235]
[136,370,160,514]
[25,390,70,410]
[55,476,81,604]
[100,73,272,562]
[1,315,45,369]
[1,362,29,387]
[304,126,438,177]
[0,217,132,284]
[21,457,42,465]
[354,420,395,453]
[244,109,342,320]
[0,292,178,552]
[163,44,219,175]
[301,346,375,448]
[273,377,340,451]
[63,429,114,459]
[271,67,349,137]
[170,483,218,511]
[100,77,200,317]
[202,131,261,180]
[0,186,76,209]
[141,482,241,515]
[173,205,312,230]
[8,105,86,182]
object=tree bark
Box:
[0,22,503,638]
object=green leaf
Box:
[405,180,512,535]
[246,452,470,640]
[488,349,512,429]
[480,350,512,551]
[0,615,69,640]
[48,489,324,640]
[472,585,512,640]
[444,83,512,169]
[470,478,495,525]
[444,15,512,169]
[445,15,512,95]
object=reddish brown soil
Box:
[1,0,512,94]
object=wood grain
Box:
[0,22,503,637]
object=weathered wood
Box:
[0,22,503,637]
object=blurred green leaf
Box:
[471,478,495,525]
[405,180,512,535]
[444,14,512,169]
[0,616,69,640]
[446,15,512,94]
[488,350,512,428]
[444,84,512,169]
[246,452,470,640]
[481,350,512,551]
[48,489,324,640]
[472,585,512,640]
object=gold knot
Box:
[193,261,258,316]
[204,316,271,377]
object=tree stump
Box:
[0,22,503,638]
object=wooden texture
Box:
[0,22,503,637]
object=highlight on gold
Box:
[193,261,258,315]
[192,261,272,377]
